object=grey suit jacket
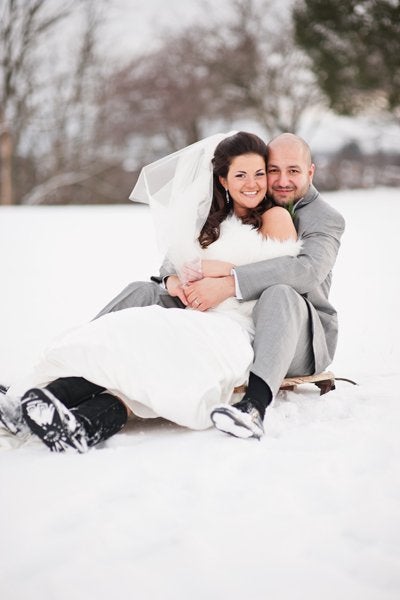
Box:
[159,184,345,371]
[234,185,345,371]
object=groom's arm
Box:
[185,201,345,309]
[159,256,175,281]
[154,200,345,309]
[235,204,345,301]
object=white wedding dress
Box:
[8,215,301,431]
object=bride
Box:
[0,132,300,452]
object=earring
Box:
[225,189,230,206]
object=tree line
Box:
[1,0,399,205]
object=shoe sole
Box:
[211,406,263,440]
[21,389,88,453]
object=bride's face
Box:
[219,153,267,217]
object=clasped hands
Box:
[166,259,236,311]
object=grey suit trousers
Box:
[94,281,183,319]
[251,284,314,396]
[95,281,314,398]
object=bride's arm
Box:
[201,260,234,278]
[181,259,234,281]
[260,206,297,240]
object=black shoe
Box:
[0,393,30,437]
[21,388,89,453]
[210,396,265,440]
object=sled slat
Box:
[233,371,336,397]
[280,370,336,395]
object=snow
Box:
[1,188,400,599]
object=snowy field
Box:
[1,188,400,599]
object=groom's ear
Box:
[308,163,315,183]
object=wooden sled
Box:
[233,370,357,397]
[279,370,335,396]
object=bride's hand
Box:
[185,276,235,311]
[166,275,189,306]
[201,260,234,278]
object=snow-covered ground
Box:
[1,188,400,599]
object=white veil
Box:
[129,131,236,278]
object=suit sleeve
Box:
[158,256,176,280]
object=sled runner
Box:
[279,371,336,395]
[234,371,357,397]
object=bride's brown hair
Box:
[198,131,271,248]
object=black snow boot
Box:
[21,387,128,453]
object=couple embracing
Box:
[0,131,345,452]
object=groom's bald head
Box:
[268,133,312,166]
[266,133,315,205]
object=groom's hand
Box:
[185,276,235,311]
[166,275,189,306]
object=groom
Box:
[94,132,345,440]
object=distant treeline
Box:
[314,144,400,192]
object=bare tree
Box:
[27,0,109,199]
[0,0,76,204]
[98,24,226,161]
[100,0,323,174]
[207,0,324,136]
[0,0,111,205]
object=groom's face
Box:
[267,139,315,206]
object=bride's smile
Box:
[219,153,267,217]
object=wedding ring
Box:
[193,299,200,307]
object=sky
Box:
[98,0,222,55]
